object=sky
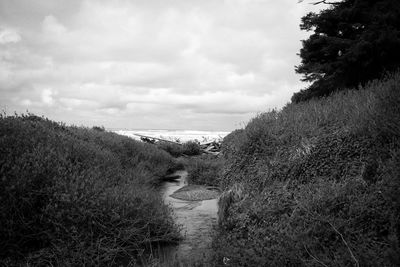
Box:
[0,0,322,131]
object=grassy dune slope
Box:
[0,115,179,265]
[216,73,400,266]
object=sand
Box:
[170,185,220,201]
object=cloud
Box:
[0,0,323,130]
[0,27,21,44]
[42,15,67,39]
[41,88,55,106]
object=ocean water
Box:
[113,129,230,144]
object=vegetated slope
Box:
[158,141,202,157]
[216,73,400,266]
[170,153,223,187]
[0,115,179,265]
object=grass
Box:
[180,155,223,187]
[4,72,399,266]
[158,139,222,189]
[158,141,202,157]
[214,72,400,266]
[0,114,181,266]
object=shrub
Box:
[158,140,202,157]
[92,125,105,131]
[185,155,223,186]
[157,141,184,157]
[0,114,179,265]
[182,141,202,156]
[215,72,400,266]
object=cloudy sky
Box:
[0,0,322,130]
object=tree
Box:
[293,0,400,103]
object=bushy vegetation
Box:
[182,141,203,156]
[215,73,400,266]
[158,141,202,157]
[0,114,180,265]
[184,155,223,187]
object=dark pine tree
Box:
[293,0,400,103]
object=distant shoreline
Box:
[114,129,230,143]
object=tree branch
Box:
[298,0,342,5]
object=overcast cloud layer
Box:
[0,0,321,130]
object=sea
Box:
[112,129,230,144]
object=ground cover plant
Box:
[215,73,400,266]
[0,114,180,266]
[158,141,202,157]
[184,155,223,187]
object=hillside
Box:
[0,115,180,265]
[215,73,400,266]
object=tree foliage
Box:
[293,0,400,103]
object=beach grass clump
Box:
[184,155,224,187]
[215,72,400,266]
[158,140,202,157]
[0,114,180,265]
[157,141,184,157]
[182,141,202,156]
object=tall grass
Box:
[0,114,180,265]
[215,72,400,266]
[158,141,202,157]
[184,155,223,187]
